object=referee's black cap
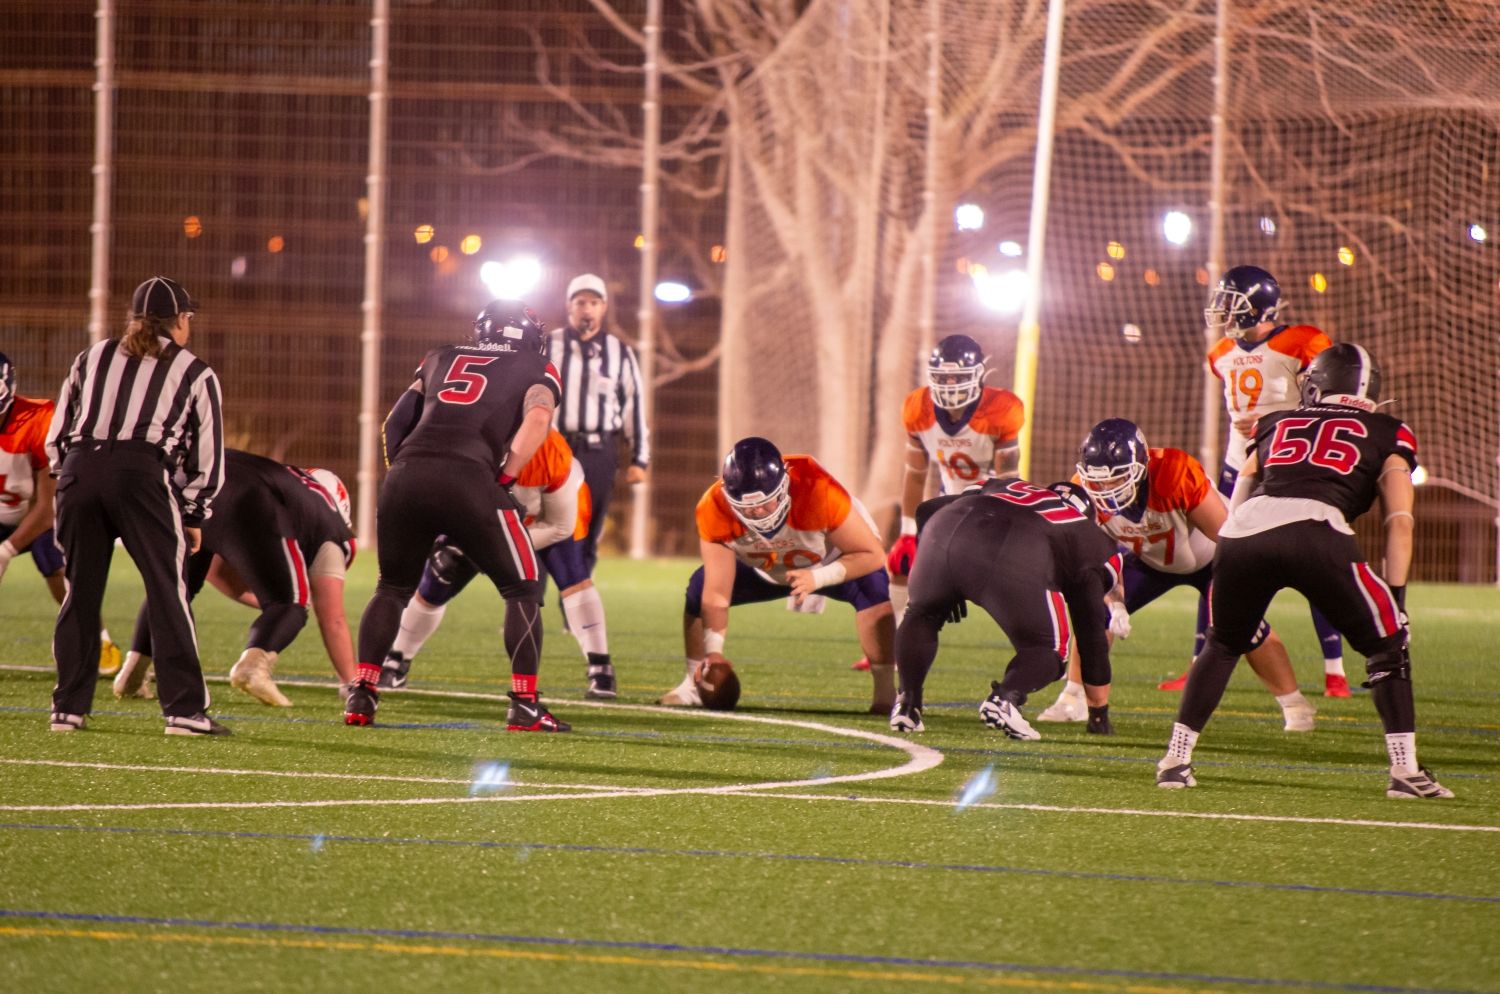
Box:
[131,276,199,318]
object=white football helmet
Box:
[306,468,352,529]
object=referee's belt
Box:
[563,431,612,451]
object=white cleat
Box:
[657,673,703,707]
[1037,688,1087,722]
[112,651,156,700]
[1386,767,1454,800]
[978,685,1041,741]
[229,648,293,707]
[1282,700,1317,733]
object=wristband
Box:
[809,561,847,590]
[1390,584,1406,613]
[703,630,726,655]
[899,516,917,537]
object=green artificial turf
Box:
[1,555,1497,992]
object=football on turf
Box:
[695,660,741,711]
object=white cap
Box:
[566,273,607,303]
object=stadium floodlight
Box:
[998,240,1023,257]
[1470,223,1488,243]
[973,267,1027,314]
[654,280,692,303]
[1162,210,1193,246]
[479,256,542,299]
[955,203,985,232]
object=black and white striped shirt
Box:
[45,337,225,525]
[547,325,650,468]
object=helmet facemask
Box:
[1075,459,1147,516]
[1204,286,1276,340]
[928,362,985,411]
[725,473,791,535]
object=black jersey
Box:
[395,342,562,474]
[205,450,353,562]
[1249,406,1417,523]
[918,478,1120,590]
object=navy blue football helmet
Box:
[1300,342,1381,412]
[1205,265,1280,339]
[1076,418,1150,515]
[927,334,986,410]
[0,352,13,423]
[721,436,791,535]
[473,299,547,354]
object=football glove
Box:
[1107,601,1131,639]
[886,533,917,576]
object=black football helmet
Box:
[473,299,547,354]
[721,436,791,535]
[1300,342,1381,412]
[927,334,986,411]
[1205,265,1280,339]
[1076,418,1150,515]
[1046,480,1093,518]
[0,352,13,423]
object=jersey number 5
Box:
[436,356,497,405]
[1261,416,1367,475]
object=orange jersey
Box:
[902,386,1024,493]
[1208,325,1331,470]
[696,454,861,585]
[0,396,54,527]
[513,429,590,543]
[1094,448,1217,574]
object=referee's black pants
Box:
[53,444,209,719]
[568,438,618,576]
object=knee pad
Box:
[1363,644,1411,688]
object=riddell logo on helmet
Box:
[469,341,515,353]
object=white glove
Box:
[786,592,827,615]
[0,539,16,583]
[1107,601,1131,639]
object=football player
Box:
[0,352,121,674]
[890,479,1118,739]
[346,299,565,731]
[1156,344,1451,798]
[1037,419,1316,732]
[883,335,1024,623]
[113,450,357,707]
[660,436,896,712]
[1175,265,1348,696]
[378,427,616,699]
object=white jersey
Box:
[1093,448,1217,575]
[1207,324,1330,471]
[902,386,1024,494]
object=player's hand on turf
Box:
[1108,601,1132,639]
[786,568,818,605]
[886,534,917,576]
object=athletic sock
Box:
[1164,722,1199,766]
[1275,690,1311,713]
[562,587,608,656]
[888,583,909,619]
[1385,732,1418,776]
[511,673,537,700]
[1324,656,1346,677]
[392,598,447,659]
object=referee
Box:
[549,273,650,574]
[45,275,228,736]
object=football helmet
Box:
[1300,342,1381,412]
[927,334,986,411]
[1205,265,1280,339]
[1076,419,1150,515]
[0,352,14,422]
[721,436,791,535]
[306,468,353,529]
[1046,480,1093,518]
[473,299,547,354]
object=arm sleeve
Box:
[381,386,424,465]
[309,541,349,580]
[619,344,650,468]
[528,461,582,550]
[178,369,226,526]
[44,352,86,475]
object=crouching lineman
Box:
[891,479,1118,738]
[379,426,617,699]
[346,299,565,731]
[0,353,121,673]
[660,436,896,712]
[1156,344,1451,798]
[114,450,357,706]
[1038,419,1316,732]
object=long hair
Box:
[120,314,176,359]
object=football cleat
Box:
[850,656,871,672]
[506,693,571,732]
[1386,767,1454,800]
[978,684,1040,740]
[344,682,379,726]
[229,648,292,707]
[97,640,123,679]
[1324,673,1352,698]
[1086,710,1115,736]
[112,651,155,700]
[1156,761,1196,789]
[1283,699,1317,733]
[378,651,412,690]
[889,695,923,733]
[49,712,86,733]
[658,673,703,707]
[1037,687,1086,722]
[1157,670,1189,691]
[164,713,232,737]
[585,663,617,700]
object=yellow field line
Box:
[0,924,1234,993]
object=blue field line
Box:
[3,823,1496,907]
[0,908,1488,993]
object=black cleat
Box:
[889,694,924,733]
[378,652,412,690]
[507,693,571,732]
[344,682,379,726]
[1086,706,1115,736]
[585,662,617,700]
[164,713,232,737]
